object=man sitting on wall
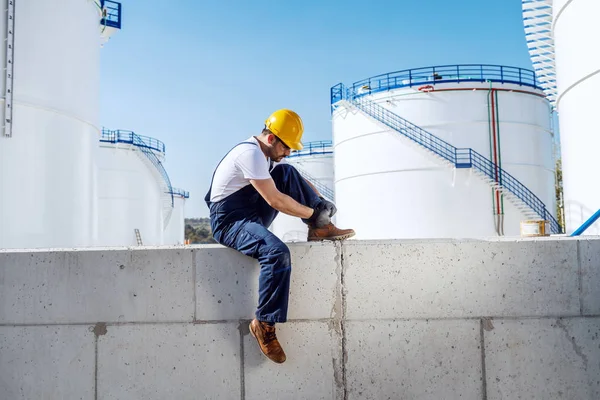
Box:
[204,109,355,364]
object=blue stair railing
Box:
[293,166,335,201]
[333,84,562,234]
[169,188,190,199]
[101,129,175,216]
[288,140,334,159]
[101,129,165,153]
[570,209,600,236]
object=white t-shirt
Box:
[209,136,285,202]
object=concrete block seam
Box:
[192,249,197,322]
[340,313,590,323]
[339,242,348,400]
[577,240,583,316]
[238,321,246,400]
[480,318,489,400]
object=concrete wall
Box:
[0,237,599,399]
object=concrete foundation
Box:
[1,237,599,399]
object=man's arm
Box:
[250,178,314,219]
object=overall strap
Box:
[205,141,258,206]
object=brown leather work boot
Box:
[249,319,286,364]
[308,223,355,241]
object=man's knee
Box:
[270,163,298,182]
[266,240,291,269]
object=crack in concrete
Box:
[340,243,348,400]
[556,318,588,369]
[238,320,247,400]
[480,319,488,400]
[331,243,344,399]
[330,242,347,400]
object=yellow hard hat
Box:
[264,109,304,150]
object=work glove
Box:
[319,196,337,217]
[302,201,331,228]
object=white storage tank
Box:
[163,188,189,245]
[97,129,173,246]
[331,65,558,240]
[270,141,334,242]
[552,0,600,234]
[0,0,121,249]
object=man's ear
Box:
[267,134,276,145]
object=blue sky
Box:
[99,0,534,218]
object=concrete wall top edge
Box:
[1,236,598,253]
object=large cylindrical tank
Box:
[553,0,600,234]
[270,141,334,242]
[163,188,189,245]
[332,65,556,240]
[96,130,166,246]
[0,0,107,248]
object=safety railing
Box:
[101,129,165,153]
[293,166,334,201]
[100,0,122,29]
[335,85,561,233]
[570,209,600,236]
[170,188,190,199]
[330,65,542,105]
[101,129,174,213]
[289,140,333,158]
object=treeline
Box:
[184,218,216,244]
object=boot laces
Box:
[264,326,277,343]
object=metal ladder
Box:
[3,0,15,137]
[134,229,143,245]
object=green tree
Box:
[556,157,565,231]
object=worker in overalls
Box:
[205,109,355,364]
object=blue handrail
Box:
[293,165,334,201]
[333,84,562,234]
[101,129,165,153]
[170,188,190,199]
[570,209,600,236]
[289,140,333,159]
[100,0,122,29]
[330,64,541,106]
[101,128,174,208]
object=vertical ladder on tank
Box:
[134,229,143,246]
[3,0,15,137]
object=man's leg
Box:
[216,219,290,363]
[269,163,355,241]
[254,164,320,228]
[269,164,322,210]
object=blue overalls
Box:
[205,141,321,324]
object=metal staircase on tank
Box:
[522,0,557,106]
[332,85,562,234]
[293,166,334,202]
[101,129,175,228]
[288,141,335,202]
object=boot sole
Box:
[307,232,355,242]
[249,321,286,364]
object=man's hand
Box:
[319,196,337,217]
[303,201,332,228]
[250,178,314,219]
